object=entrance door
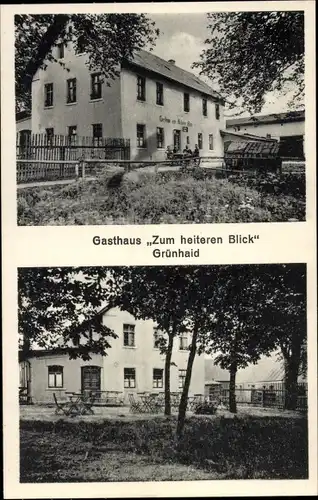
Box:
[81,366,101,395]
[173,129,181,152]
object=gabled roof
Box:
[221,129,278,142]
[226,110,305,127]
[124,49,224,104]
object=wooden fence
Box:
[216,382,307,411]
[16,133,131,162]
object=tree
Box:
[259,264,306,410]
[18,267,123,359]
[15,14,159,112]
[193,11,304,113]
[110,266,192,416]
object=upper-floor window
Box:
[90,73,102,100]
[209,134,214,151]
[156,127,164,149]
[44,83,53,107]
[179,334,188,350]
[76,35,86,55]
[123,324,135,347]
[124,368,136,388]
[68,125,77,145]
[202,97,208,117]
[92,123,103,146]
[136,124,146,148]
[156,82,164,105]
[153,368,164,389]
[48,365,63,388]
[153,327,165,349]
[57,43,65,59]
[67,78,77,104]
[198,133,203,149]
[183,92,190,112]
[215,103,220,120]
[137,75,146,101]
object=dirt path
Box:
[17,177,96,189]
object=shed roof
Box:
[124,49,224,103]
[225,140,280,156]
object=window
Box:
[66,78,77,104]
[48,365,63,388]
[183,92,190,112]
[136,124,146,148]
[153,327,165,349]
[68,126,77,145]
[90,73,102,100]
[178,369,187,389]
[124,368,136,388]
[198,133,203,149]
[215,103,220,120]
[76,35,85,54]
[57,43,64,59]
[179,334,188,350]
[137,75,146,101]
[202,97,207,117]
[186,135,190,145]
[123,324,135,347]
[156,82,164,105]
[92,123,103,146]
[153,369,164,389]
[209,134,214,150]
[44,83,53,107]
[156,127,164,148]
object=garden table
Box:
[65,392,95,416]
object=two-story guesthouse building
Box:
[19,306,205,404]
[31,40,225,161]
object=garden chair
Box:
[80,391,95,415]
[53,392,71,416]
[128,393,144,414]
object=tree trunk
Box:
[176,326,198,440]
[164,332,174,416]
[284,357,301,410]
[229,364,237,413]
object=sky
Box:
[148,13,303,118]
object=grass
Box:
[17,169,305,225]
[20,415,308,482]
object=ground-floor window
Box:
[137,124,146,148]
[153,368,164,388]
[178,369,187,389]
[198,133,203,149]
[68,125,77,145]
[48,365,63,388]
[124,368,136,388]
[156,127,164,148]
[209,134,214,150]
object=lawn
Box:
[17,169,305,225]
[20,415,308,482]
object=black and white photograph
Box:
[19,264,308,482]
[16,10,306,226]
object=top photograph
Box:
[16,11,306,226]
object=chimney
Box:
[168,59,176,65]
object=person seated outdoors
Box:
[183,144,192,156]
[193,144,199,157]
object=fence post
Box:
[75,163,79,180]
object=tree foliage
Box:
[18,267,123,360]
[15,14,159,112]
[193,11,304,113]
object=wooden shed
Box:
[224,140,281,173]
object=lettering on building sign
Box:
[159,115,193,127]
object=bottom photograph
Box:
[18,264,307,482]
